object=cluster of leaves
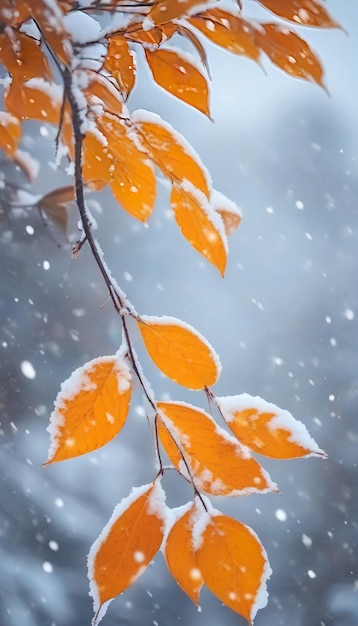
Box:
[0,0,338,624]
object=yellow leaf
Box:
[257,0,342,29]
[88,481,166,620]
[0,111,20,157]
[148,0,207,25]
[158,401,277,496]
[44,352,131,464]
[164,502,203,604]
[189,9,260,62]
[196,513,271,624]
[137,316,220,389]
[170,182,227,274]
[132,111,210,197]
[104,36,136,100]
[217,394,327,459]
[254,23,326,87]
[145,48,210,117]
[211,189,242,237]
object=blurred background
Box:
[1,2,357,625]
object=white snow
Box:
[211,188,243,218]
[63,12,101,45]
[147,479,167,525]
[275,509,287,522]
[21,360,36,380]
[191,496,218,550]
[42,561,53,573]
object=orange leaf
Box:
[97,113,157,221]
[83,72,124,115]
[216,394,327,459]
[157,401,277,496]
[82,132,113,185]
[0,30,52,82]
[254,23,326,87]
[44,352,132,464]
[257,0,341,29]
[110,157,156,222]
[104,36,136,100]
[125,23,163,46]
[0,1,30,27]
[145,48,210,117]
[189,9,260,62]
[132,111,210,197]
[5,78,61,124]
[0,111,20,157]
[211,189,242,236]
[137,315,220,389]
[195,512,271,624]
[88,481,167,622]
[164,502,203,604]
[23,0,71,65]
[174,23,211,75]
[148,0,208,25]
[171,182,227,274]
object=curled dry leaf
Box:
[217,393,327,459]
[44,352,132,464]
[195,512,271,624]
[137,315,221,389]
[157,401,277,495]
[164,502,203,604]
[170,182,227,275]
[145,48,210,117]
[88,481,167,624]
[39,185,75,236]
[257,0,342,29]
